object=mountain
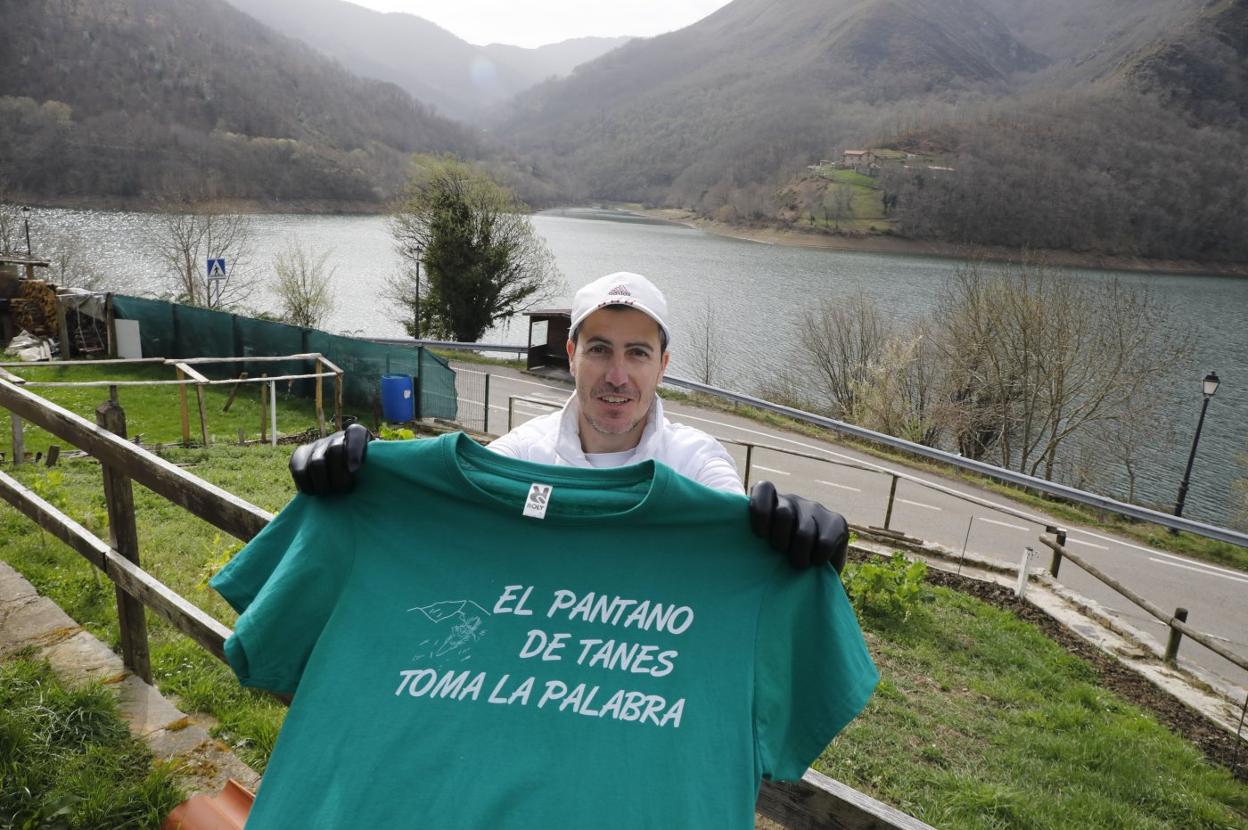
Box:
[497,0,1247,262]
[0,0,480,204]
[501,0,1045,203]
[223,0,629,121]
[1120,0,1248,123]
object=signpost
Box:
[206,258,227,307]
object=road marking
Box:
[752,465,790,476]
[977,517,1030,532]
[817,480,861,492]
[898,498,940,511]
[1068,527,1248,579]
[1149,557,1248,585]
[1067,538,1108,550]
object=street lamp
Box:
[1172,371,1220,525]
[21,205,31,255]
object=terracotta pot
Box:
[162,778,255,830]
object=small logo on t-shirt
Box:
[524,483,552,519]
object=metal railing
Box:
[663,376,1248,548]
[368,337,528,357]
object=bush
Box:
[843,551,928,620]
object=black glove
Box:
[289,423,372,495]
[749,481,849,573]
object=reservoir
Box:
[28,206,1248,528]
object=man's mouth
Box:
[598,395,631,405]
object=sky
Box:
[346,0,732,48]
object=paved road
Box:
[450,363,1248,694]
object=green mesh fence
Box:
[110,295,458,421]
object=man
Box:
[291,272,849,570]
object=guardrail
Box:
[0,377,928,830]
[368,337,529,357]
[662,376,1248,548]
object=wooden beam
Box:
[96,400,151,683]
[0,469,231,664]
[174,353,324,365]
[0,377,272,541]
[757,769,936,830]
[0,357,166,367]
[222,372,248,412]
[0,366,26,384]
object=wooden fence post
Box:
[1165,608,1189,665]
[883,474,900,530]
[9,413,22,465]
[315,360,326,437]
[55,297,72,360]
[176,367,190,447]
[334,372,343,432]
[95,399,152,683]
[260,374,269,443]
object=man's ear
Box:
[660,351,670,375]
[565,338,576,374]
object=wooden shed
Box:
[523,308,571,373]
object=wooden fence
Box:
[0,376,931,830]
[1,354,344,452]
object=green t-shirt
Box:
[211,432,877,829]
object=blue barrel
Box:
[380,374,414,422]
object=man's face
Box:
[566,307,670,453]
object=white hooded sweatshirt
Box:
[488,396,743,495]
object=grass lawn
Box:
[821,578,1248,828]
[0,649,184,829]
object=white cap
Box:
[570,272,671,346]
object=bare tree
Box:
[273,239,336,329]
[0,181,23,254]
[149,205,256,309]
[797,292,888,419]
[822,185,855,231]
[847,323,945,446]
[45,231,106,291]
[685,298,723,385]
[935,259,1191,479]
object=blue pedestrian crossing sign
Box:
[206,258,227,279]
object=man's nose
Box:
[605,360,629,386]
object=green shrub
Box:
[844,552,928,620]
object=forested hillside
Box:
[0,0,480,204]
[500,0,1248,262]
[224,0,628,122]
